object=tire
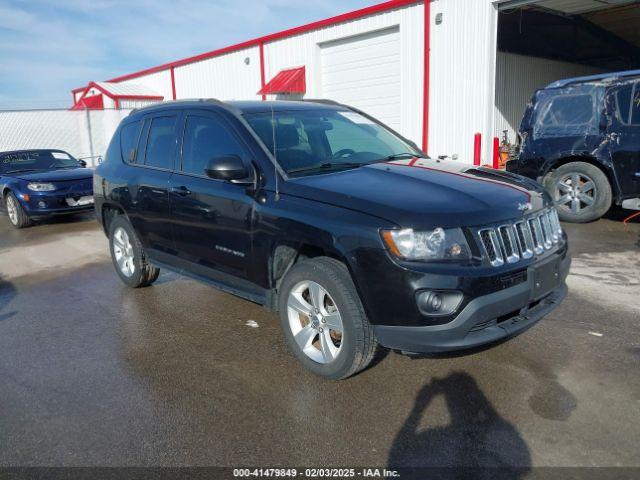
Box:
[4,192,31,228]
[277,256,377,380]
[543,161,612,223]
[108,215,160,288]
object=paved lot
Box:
[0,211,638,468]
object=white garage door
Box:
[320,28,401,131]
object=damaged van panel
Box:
[508,73,640,223]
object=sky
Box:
[0,0,376,109]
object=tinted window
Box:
[120,120,142,163]
[144,116,177,169]
[181,115,246,175]
[631,85,640,125]
[616,84,633,124]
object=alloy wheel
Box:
[287,280,344,364]
[555,172,597,215]
[112,227,136,277]
[6,196,18,225]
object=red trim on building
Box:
[70,94,104,110]
[422,0,430,153]
[170,66,177,100]
[259,42,266,101]
[71,0,422,93]
[258,67,306,95]
[71,81,164,109]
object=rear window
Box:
[532,85,602,139]
[120,120,142,163]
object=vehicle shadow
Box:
[388,372,531,477]
[0,276,17,322]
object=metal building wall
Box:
[174,47,262,100]
[494,52,603,141]
[118,69,174,101]
[262,2,425,145]
[428,0,498,164]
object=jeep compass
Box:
[94,100,570,379]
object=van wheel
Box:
[278,257,377,380]
[4,192,31,228]
[544,162,611,223]
[108,216,160,288]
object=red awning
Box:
[70,94,104,110]
[258,66,306,95]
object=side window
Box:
[631,84,640,125]
[143,115,178,169]
[181,115,247,176]
[120,120,142,163]
[616,84,633,124]
[540,95,594,126]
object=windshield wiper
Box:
[288,162,363,174]
[371,152,428,163]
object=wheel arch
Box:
[100,202,126,236]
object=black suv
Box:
[507,70,640,223]
[95,100,570,379]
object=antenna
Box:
[270,103,280,201]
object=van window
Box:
[631,85,640,125]
[144,116,177,169]
[616,84,633,124]
[532,86,602,139]
[120,120,142,163]
[181,115,247,176]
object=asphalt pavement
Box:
[0,210,638,468]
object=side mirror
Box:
[78,159,87,167]
[204,154,250,182]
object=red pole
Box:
[493,137,500,169]
[473,133,481,166]
[422,0,430,153]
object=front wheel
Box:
[278,257,377,380]
[108,216,160,288]
[544,162,612,223]
[4,192,31,228]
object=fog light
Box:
[417,290,463,317]
[37,201,47,208]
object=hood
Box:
[14,168,93,182]
[283,159,548,229]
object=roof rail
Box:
[131,97,241,115]
[547,69,640,89]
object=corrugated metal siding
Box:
[263,2,425,145]
[118,69,173,101]
[174,46,262,100]
[118,99,162,109]
[494,52,603,140]
[429,0,498,163]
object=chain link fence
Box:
[0,108,132,167]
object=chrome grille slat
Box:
[477,208,563,267]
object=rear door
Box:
[607,82,640,196]
[169,109,255,280]
[127,112,180,254]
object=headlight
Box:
[381,227,471,261]
[27,182,56,192]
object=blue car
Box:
[1,149,94,228]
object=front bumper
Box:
[372,254,570,354]
[18,191,94,217]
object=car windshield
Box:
[244,109,422,175]
[0,150,80,174]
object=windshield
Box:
[244,109,421,175]
[0,150,81,174]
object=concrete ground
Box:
[0,211,638,468]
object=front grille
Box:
[478,208,563,267]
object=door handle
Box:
[170,186,192,196]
